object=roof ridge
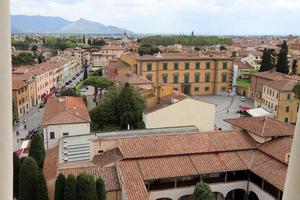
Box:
[261,117,267,136]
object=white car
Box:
[240,96,246,102]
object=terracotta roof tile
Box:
[264,79,298,91]
[59,165,120,191]
[42,96,91,125]
[92,148,123,167]
[43,147,59,181]
[225,117,295,138]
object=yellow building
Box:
[122,53,234,95]
[12,73,37,119]
[261,79,299,124]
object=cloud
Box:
[10,0,300,34]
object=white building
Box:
[42,96,91,149]
[143,93,215,131]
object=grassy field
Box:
[237,79,251,88]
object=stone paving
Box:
[194,95,253,130]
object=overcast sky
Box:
[11,0,300,35]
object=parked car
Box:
[240,96,246,102]
[39,103,45,108]
[72,77,76,80]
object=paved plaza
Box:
[194,95,253,130]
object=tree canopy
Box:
[29,134,46,170]
[276,41,289,74]
[64,174,78,200]
[90,83,145,131]
[96,178,106,200]
[36,171,49,200]
[259,48,274,72]
[192,182,215,200]
[19,157,40,200]
[54,174,66,200]
[140,35,232,46]
[138,44,161,56]
[293,82,300,100]
[77,173,97,200]
[12,52,36,66]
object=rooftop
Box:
[42,96,91,126]
[264,79,298,92]
[225,117,295,138]
[136,53,234,61]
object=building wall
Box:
[43,123,90,149]
[251,75,272,108]
[277,91,298,124]
[35,70,54,104]
[138,59,233,96]
[149,181,276,200]
[13,85,30,119]
[143,98,215,131]
[90,139,119,160]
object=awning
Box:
[246,107,272,117]
[239,105,250,111]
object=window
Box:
[194,87,199,92]
[185,62,190,70]
[147,63,152,71]
[63,132,69,136]
[287,94,291,100]
[184,74,190,84]
[162,74,168,83]
[285,118,289,123]
[146,74,152,81]
[50,132,55,139]
[205,74,210,82]
[163,63,168,70]
[275,105,277,111]
[195,62,200,69]
[194,74,200,83]
[223,62,228,69]
[174,63,179,70]
[206,62,211,69]
[173,74,179,83]
[205,87,209,91]
[286,106,290,112]
[222,74,227,82]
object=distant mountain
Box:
[11,15,133,34]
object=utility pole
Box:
[0,0,13,199]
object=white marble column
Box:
[0,0,13,199]
[283,109,300,199]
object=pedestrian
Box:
[24,124,27,130]
[227,109,229,114]
[23,119,26,124]
[16,130,19,136]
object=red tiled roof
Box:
[225,117,295,138]
[59,165,120,191]
[42,96,91,126]
[264,79,298,91]
[43,147,59,181]
[92,148,123,167]
[118,131,257,159]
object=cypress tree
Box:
[29,134,46,170]
[54,174,66,200]
[192,182,214,200]
[64,174,78,200]
[259,48,273,72]
[276,41,289,74]
[77,173,97,200]
[37,171,49,200]
[96,177,106,200]
[19,157,39,200]
[13,152,20,198]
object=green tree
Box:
[88,38,92,46]
[13,152,20,198]
[36,171,49,200]
[293,82,300,100]
[117,83,145,129]
[292,59,298,75]
[31,45,38,53]
[276,43,289,74]
[83,35,86,44]
[29,134,46,170]
[12,52,36,66]
[83,77,114,104]
[231,51,237,58]
[192,182,215,200]
[138,44,161,56]
[259,48,273,72]
[96,178,106,200]
[19,157,39,200]
[77,173,97,200]
[64,174,78,200]
[54,174,66,200]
